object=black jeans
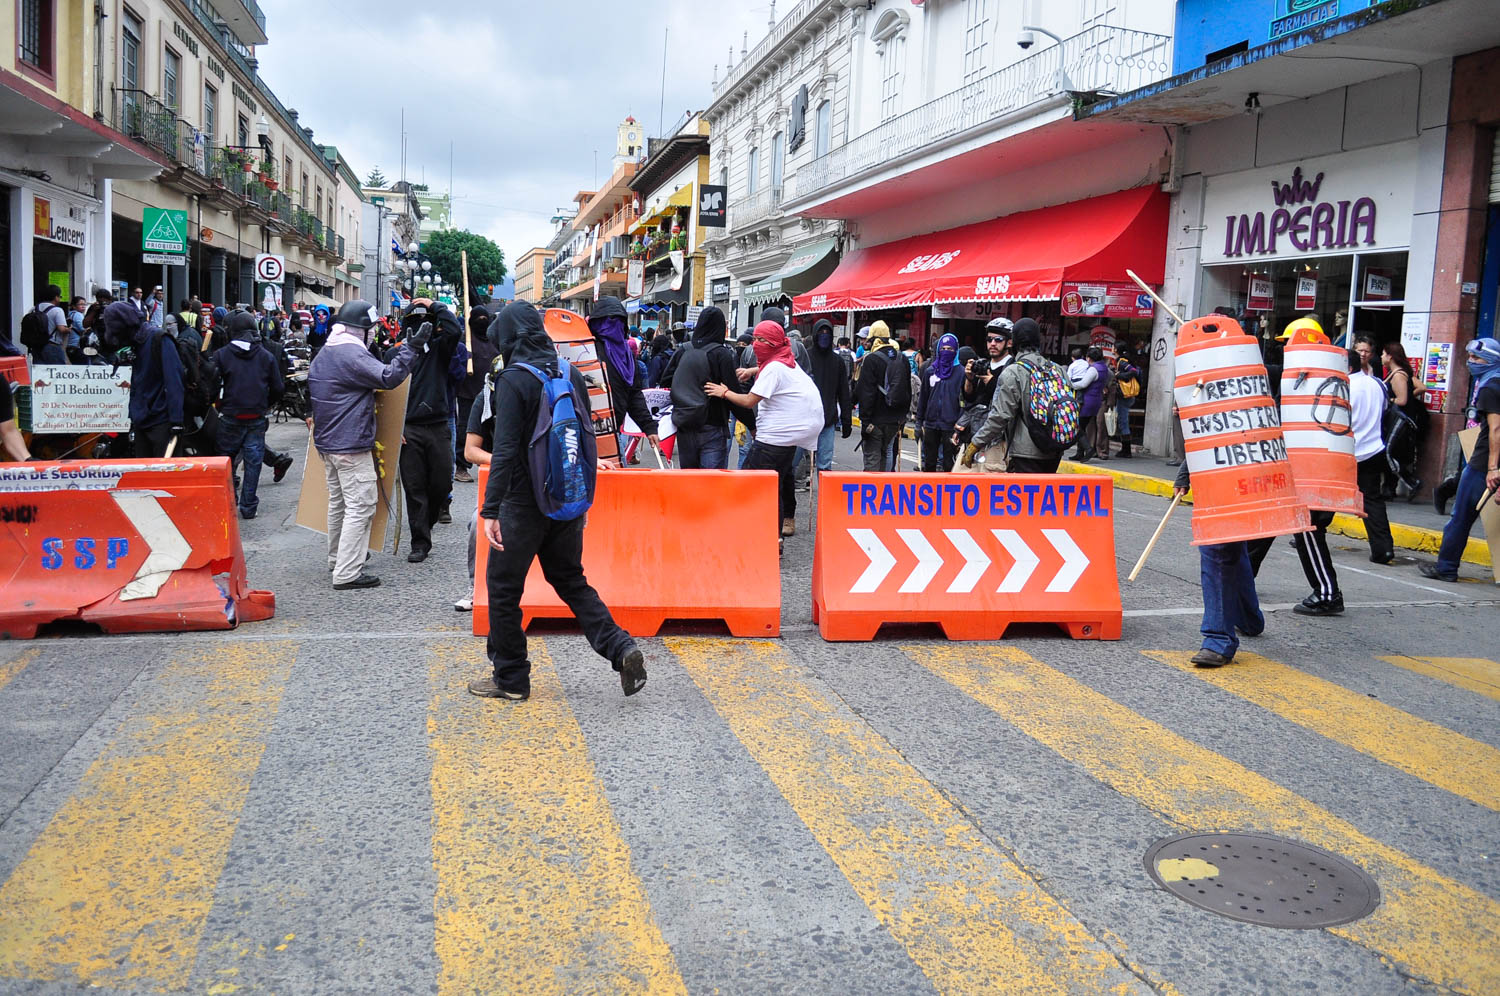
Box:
[400,420,453,553]
[742,440,798,528]
[1356,454,1394,561]
[454,395,477,470]
[484,501,635,695]
[132,422,174,457]
[920,426,958,472]
[861,422,902,472]
[1006,454,1062,474]
[1074,415,1098,459]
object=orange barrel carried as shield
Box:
[1278,321,1364,515]
[1174,315,1311,545]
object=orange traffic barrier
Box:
[543,308,620,463]
[472,466,780,637]
[0,457,275,638]
[812,472,1122,641]
[1174,316,1311,544]
[1280,327,1364,515]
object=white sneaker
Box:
[453,596,473,612]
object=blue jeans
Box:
[1436,459,1487,577]
[217,416,268,517]
[678,424,729,469]
[816,423,837,472]
[1199,541,1263,659]
[37,342,67,365]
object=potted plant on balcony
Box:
[259,158,278,190]
[669,232,686,252]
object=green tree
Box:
[423,229,506,293]
[365,166,387,187]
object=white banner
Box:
[29,364,132,432]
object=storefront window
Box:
[1201,250,1408,348]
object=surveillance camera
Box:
[1017,29,1035,50]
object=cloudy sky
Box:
[254,0,781,270]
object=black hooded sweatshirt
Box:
[659,305,738,429]
[587,296,656,435]
[807,318,853,433]
[481,302,591,516]
[399,304,463,425]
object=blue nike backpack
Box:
[514,357,597,520]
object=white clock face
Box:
[629,132,637,141]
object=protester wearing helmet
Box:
[1421,338,1500,582]
[307,299,422,589]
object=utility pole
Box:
[375,206,385,315]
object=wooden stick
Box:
[1478,487,1495,514]
[1125,268,1186,325]
[1129,493,1183,582]
[461,250,473,375]
[646,437,666,469]
[162,435,179,459]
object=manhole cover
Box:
[1144,831,1380,928]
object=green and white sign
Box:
[142,208,189,254]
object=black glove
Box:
[842,424,852,439]
[408,321,433,351]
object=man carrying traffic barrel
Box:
[308,300,421,590]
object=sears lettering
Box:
[1185,406,1281,437]
[898,250,962,274]
[1202,375,1272,401]
[1212,437,1288,468]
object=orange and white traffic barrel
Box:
[1278,319,1364,515]
[1174,315,1311,545]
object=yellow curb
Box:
[1057,460,1491,569]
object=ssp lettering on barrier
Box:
[0,458,275,639]
[812,472,1122,641]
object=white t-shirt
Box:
[1349,370,1386,461]
[750,360,824,450]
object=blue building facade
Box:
[1174,0,1379,73]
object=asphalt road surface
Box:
[1,421,1496,995]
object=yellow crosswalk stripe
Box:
[909,644,1500,996]
[427,638,686,996]
[668,637,1161,995]
[1377,655,1500,703]
[1148,650,1500,812]
[0,642,296,990]
[0,648,39,693]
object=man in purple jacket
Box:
[308,300,421,590]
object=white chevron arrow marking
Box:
[849,528,897,593]
[992,529,1039,593]
[896,529,942,593]
[943,529,991,594]
[113,490,191,601]
[1042,528,1089,593]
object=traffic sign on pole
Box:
[141,209,188,254]
[142,253,186,266]
[254,254,286,283]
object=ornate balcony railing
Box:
[789,25,1172,202]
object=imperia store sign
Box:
[1199,141,1416,265]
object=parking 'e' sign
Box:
[141,209,188,254]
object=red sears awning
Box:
[793,186,1168,314]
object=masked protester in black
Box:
[469,301,646,701]
[454,306,498,481]
[394,301,462,563]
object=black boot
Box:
[1434,474,1459,516]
